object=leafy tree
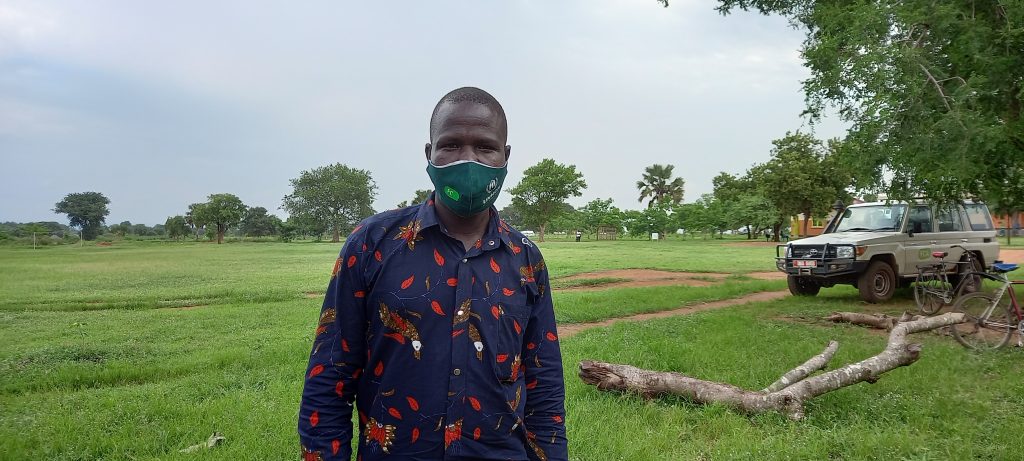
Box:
[240,206,281,237]
[109,221,132,237]
[282,163,377,243]
[498,205,524,230]
[981,165,1024,245]
[508,158,587,242]
[165,215,188,240]
[397,189,434,208]
[189,194,247,244]
[636,164,685,209]
[714,0,1024,203]
[578,198,623,237]
[131,223,153,236]
[755,132,850,238]
[53,192,110,240]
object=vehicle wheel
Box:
[951,254,984,296]
[913,271,949,315]
[857,261,896,303]
[951,292,1013,350]
[787,276,820,296]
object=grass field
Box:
[1,239,1022,459]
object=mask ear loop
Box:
[428,159,508,169]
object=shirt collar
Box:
[414,192,514,252]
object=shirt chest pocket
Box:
[490,281,538,383]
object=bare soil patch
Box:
[556,269,729,291]
[304,292,325,299]
[1000,249,1024,264]
[554,269,785,291]
[560,290,789,339]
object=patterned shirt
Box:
[298,196,568,461]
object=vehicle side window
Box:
[964,203,994,231]
[907,206,933,233]
[936,207,964,232]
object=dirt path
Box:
[1000,249,1024,264]
[555,269,785,291]
[559,290,789,339]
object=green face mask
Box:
[426,160,508,217]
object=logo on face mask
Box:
[486,178,497,194]
[444,186,461,201]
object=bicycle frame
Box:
[976,275,1024,330]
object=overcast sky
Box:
[0,0,846,226]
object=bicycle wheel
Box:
[914,270,949,315]
[951,292,1013,350]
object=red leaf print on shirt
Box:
[546,332,558,341]
[489,257,500,273]
[347,255,357,268]
[406,396,420,411]
[511,243,522,254]
[526,378,538,390]
[335,380,344,397]
[354,290,365,298]
[428,301,445,316]
[411,427,420,443]
[388,407,403,420]
[434,248,445,266]
[496,353,508,363]
[400,275,414,289]
[491,305,501,319]
[374,250,382,262]
[447,278,458,287]
[374,361,384,376]
[308,364,324,378]
[332,439,341,455]
[452,329,465,338]
[502,287,515,296]
[383,332,406,344]
[310,410,320,427]
[473,427,481,440]
[553,415,564,424]
[468,396,481,411]
[513,319,521,335]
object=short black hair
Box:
[429,87,507,141]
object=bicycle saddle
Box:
[992,263,1019,273]
[932,251,948,259]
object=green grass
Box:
[1,239,1021,459]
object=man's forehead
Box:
[433,102,506,138]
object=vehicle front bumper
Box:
[775,257,868,278]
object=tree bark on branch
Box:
[579,313,965,420]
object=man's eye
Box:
[440,144,459,150]
[477,146,497,152]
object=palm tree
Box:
[636,164,685,208]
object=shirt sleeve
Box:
[298,231,369,460]
[522,256,568,461]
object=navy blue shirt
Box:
[299,196,567,461]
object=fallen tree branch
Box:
[762,340,838,393]
[825,312,899,330]
[579,312,965,420]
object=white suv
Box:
[776,200,1000,303]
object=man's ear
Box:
[504,145,511,162]
[424,143,432,161]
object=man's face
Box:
[426,102,510,167]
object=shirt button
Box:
[457,310,464,316]
[462,258,468,263]
[453,368,462,376]
[488,240,494,246]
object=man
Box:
[298,87,568,461]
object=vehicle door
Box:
[935,205,970,264]
[903,205,937,275]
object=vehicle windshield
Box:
[834,205,907,233]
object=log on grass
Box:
[579,312,965,420]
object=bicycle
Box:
[950,262,1023,350]
[913,244,983,314]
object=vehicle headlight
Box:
[836,246,854,259]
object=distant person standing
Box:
[575,230,582,242]
[297,87,568,461]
